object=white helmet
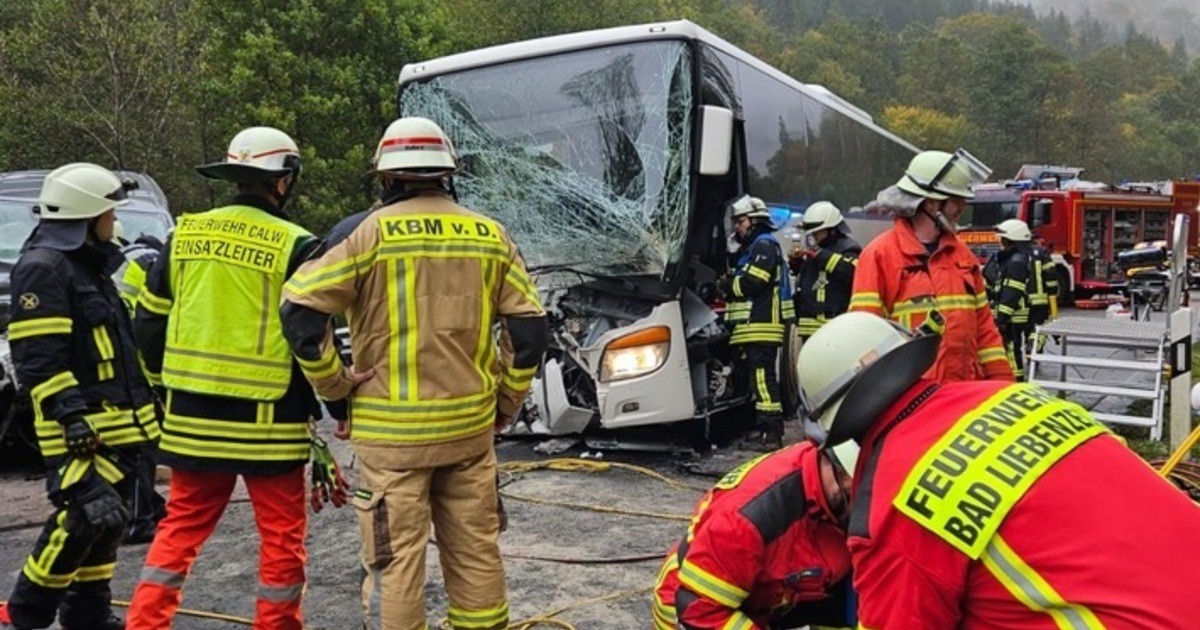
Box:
[801,201,847,235]
[798,312,940,448]
[728,194,771,220]
[373,117,458,178]
[995,218,1032,242]
[38,163,129,221]
[896,149,991,201]
[197,127,301,183]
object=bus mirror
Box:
[698,106,733,176]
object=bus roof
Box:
[398,20,918,153]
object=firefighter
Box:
[652,440,857,629]
[279,116,547,630]
[720,195,795,451]
[789,201,861,339]
[126,127,346,630]
[109,219,168,544]
[850,149,1013,382]
[0,164,159,630]
[1027,237,1058,354]
[796,311,1200,628]
[984,219,1034,379]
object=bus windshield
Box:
[398,40,693,279]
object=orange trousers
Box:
[126,467,307,630]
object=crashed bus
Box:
[395,21,917,443]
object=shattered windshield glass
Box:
[399,41,693,280]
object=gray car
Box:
[0,169,173,453]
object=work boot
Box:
[736,431,783,452]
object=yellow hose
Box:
[1159,423,1200,479]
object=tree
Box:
[191,0,452,232]
[881,105,972,149]
[0,0,204,202]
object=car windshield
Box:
[0,201,38,262]
[117,208,172,242]
[398,40,693,279]
[962,201,1018,230]
[0,203,171,262]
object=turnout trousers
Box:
[125,467,307,630]
[999,323,1029,380]
[5,452,136,630]
[353,446,507,630]
[740,343,784,437]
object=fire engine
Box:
[960,165,1200,303]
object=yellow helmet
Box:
[798,312,940,447]
[896,149,991,201]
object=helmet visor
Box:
[905,148,993,199]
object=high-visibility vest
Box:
[162,205,312,400]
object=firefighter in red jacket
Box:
[652,440,857,629]
[796,311,1200,629]
[850,149,1012,382]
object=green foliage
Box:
[1,0,1198,236]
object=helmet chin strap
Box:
[923,202,957,234]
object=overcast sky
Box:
[1023,0,1198,48]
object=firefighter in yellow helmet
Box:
[0,164,158,630]
[850,150,1013,382]
[281,116,548,630]
[126,126,346,630]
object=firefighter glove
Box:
[74,481,130,529]
[310,434,349,512]
[62,416,99,459]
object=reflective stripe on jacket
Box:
[135,195,319,473]
[984,245,1031,326]
[281,191,545,468]
[8,243,158,466]
[161,206,312,400]
[849,380,1200,629]
[849,218,1012,382]
[653,442,850,629]
[792,234,861,337]
[726,231,795,345]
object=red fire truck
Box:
[961,176,1200,303]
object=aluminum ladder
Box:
[1026,315,1169,439]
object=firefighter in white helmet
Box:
[983,218,1035,379]
[127,126,347,630]
[720,195,795,451]
[790,201,862,339]
[281,116,547,630]
[850,150,1013,382]
[796,310,1200,628]
[1,164,158,630]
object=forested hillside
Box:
[1,0,1197,232]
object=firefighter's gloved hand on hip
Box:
[62,416,99,459]
[310,433,349,512]
[74,480,130,529]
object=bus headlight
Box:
[599,326,670,382]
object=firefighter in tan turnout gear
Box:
[280,117,548,630]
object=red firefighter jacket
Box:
[849,379,1200,629]
[653,442,851,629]
[849,218,1012,382]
